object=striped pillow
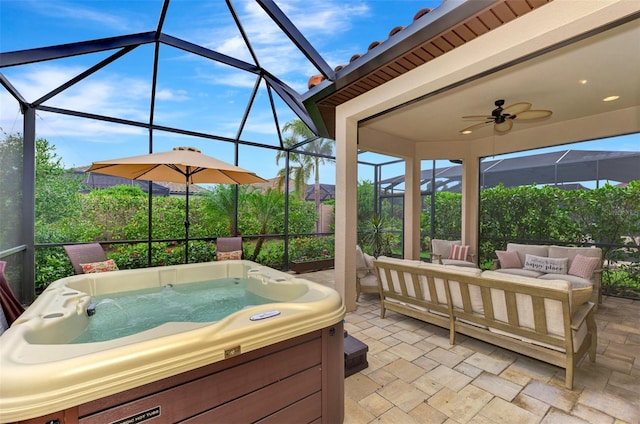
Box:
[568,254,599,280]
[450,244,469,261]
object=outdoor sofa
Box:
[373,257,597,389]
[492,243,603,306]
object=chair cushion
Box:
[80,259,119,273]
[217,250,242,261]
[450,244,469,261]
[496,250,522,269]
[432,239,460,259]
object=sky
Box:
[1,0,637,187]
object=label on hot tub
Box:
[250,310,281,321]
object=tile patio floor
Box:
[301,270,640,424]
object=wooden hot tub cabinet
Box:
[15,322,345,424]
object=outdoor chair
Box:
[0,261,25,333]
[216,237,243,261]
[430,239,477,268]
[356,245,379,301]
[64,243,109,274]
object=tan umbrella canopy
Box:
[87,146,266,263]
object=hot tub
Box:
[0,260,346,423]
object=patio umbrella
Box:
[87,147,266,263]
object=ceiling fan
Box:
[460,99,552,134]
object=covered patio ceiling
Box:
[302,0,640,160]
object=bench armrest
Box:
[571,302,595,330]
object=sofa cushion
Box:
[496,250,522,269]
[539,273,592,288]
[568,254,600,280]
[494,268,544,278]
[549,245,602,269]
[506,243,549,266]
[523,254,568,274]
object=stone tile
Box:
[522,379,579,413]
[478,397,539,424]
[425,365,473,392]
[595,353,634,374]
[611,370,640,394]
[454,361,484,379]
[358,392,394,418]
[425,346,466,368]
[425,333,455,349]
[413,355,440,372]
[464,351,512,375]
[572,361,611,391]
[373,349,400,366]
[345,373,381,402]
[540,408,590,423]
[394,317,427,331]
[393,329,427,345]
[571,403,616,424]
[344,395,376,424]
[412,373,444,396]
[412,338,438,353]
[377,379,429,413]
[366,367,398,387]
[383,358,425,383]
[387,342,426,362]
[512,393,551,418]
[408,402,448,424]
[361,325,393,340]
[379,335,402,347]
[459,337,497,356]
[428,385,493,423]
[376,406,422,424]
[500,356,558,386]
[472,371,523,401]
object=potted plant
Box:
[289,236,335,273]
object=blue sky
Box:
[1,0,637,187]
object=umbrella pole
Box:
[185,176,190,264]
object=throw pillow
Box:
[450,244,469,261]
[217,250,242,261]
[80,259,119,274]
[523,254,568,274]
[568,254,600,280]
[496,250,522,269]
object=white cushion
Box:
[523,254,568,274]
[494,268,544,278]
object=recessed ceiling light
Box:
[579,79,588,84]
[460,130,472,135]
[603,95,620,102]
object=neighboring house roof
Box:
[305,183,335,201]
[73,169,170,196]
[379,150,640,193]
[74,169,210,196]
[155,181,210,196]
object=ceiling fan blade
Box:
[515,110,552,120]
[460,122,492,133]
[502,102,531,115]
[494,119,513,133]
[462,115,493,121]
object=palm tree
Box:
[275,119,334,231]
[247,188,284,260]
